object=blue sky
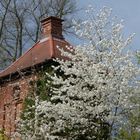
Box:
[70,0,140,51]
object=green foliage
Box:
[21,94,35,121]
[116,90,140,140]
[0,130,8,140]
[117,129,140,140]
[136,51,140,64]
[36,66,55,101]
[118,118,140,140]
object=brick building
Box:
[0,16,71,138]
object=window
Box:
[13,86,20,100]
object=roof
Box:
[0,36,70,79]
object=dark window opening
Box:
[13,86,20,100]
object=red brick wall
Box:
[0,75,36,138]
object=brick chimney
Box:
[41,16,64,39]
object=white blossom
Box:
[18,6,140,140]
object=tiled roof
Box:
[0,36,70,79]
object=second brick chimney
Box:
[41,16,64,39]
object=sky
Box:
[70,0,140,52]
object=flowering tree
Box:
[18,6,140,140]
